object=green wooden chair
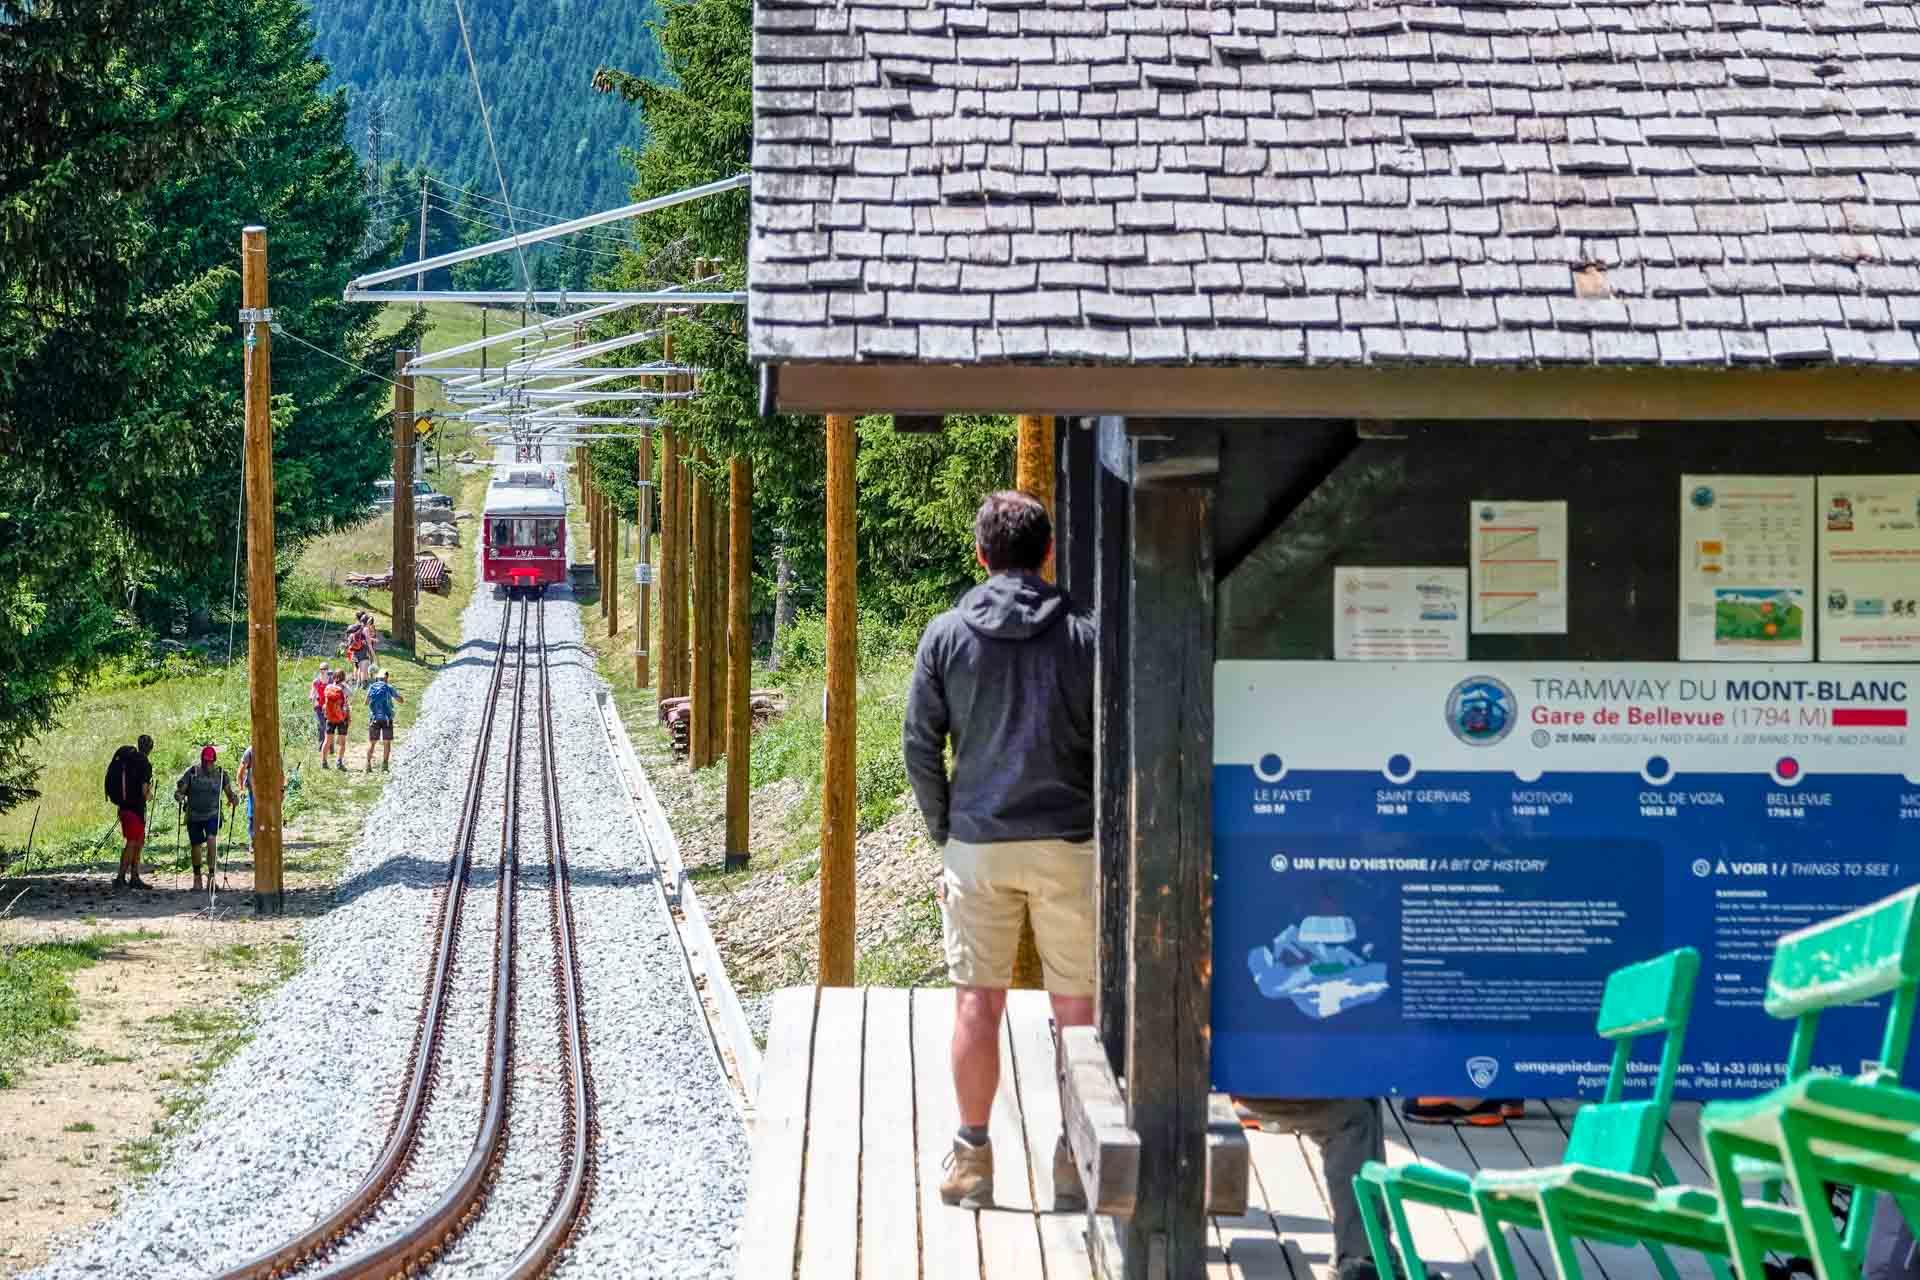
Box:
[1353,947,1703,1280]
[1697,885,1920,1280]
[1471,886,1920,1280]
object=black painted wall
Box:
[1218,421,1920,662]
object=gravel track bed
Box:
[26,557,506,1280]
[31,465,747,1278]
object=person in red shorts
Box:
[109,735,155,891]
[320,668,352,768]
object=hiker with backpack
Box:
[175,745,238,893]
[320,668,352,768]
[105,735,156,891]
[342,612,377,686]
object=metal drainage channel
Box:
[216,596,596,1280]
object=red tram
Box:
[482,467,568,596]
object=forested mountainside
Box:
[310,0,665,219]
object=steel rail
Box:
[504,599,596,1278]
[211,604,517,1280]
[308,599,533,1279]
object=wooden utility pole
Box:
[676,432,694,697]
[690,453,715,766]
[819,414,857,986]
[726,455,752,869]
[657,426,681,703]
[240,227,285,916]
[635,427,652,685]
[1010,413,1057,987]
[1017,414,1058,583]
[392,351,417,650]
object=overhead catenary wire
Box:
[451,0,533,293]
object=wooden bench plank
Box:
[980,1002,1047,1276]
[1378,1103,1483,1280]
[1060,1025,1140,1216]
[1208,1094,1251,1217]
[799,986,865,1280]
[735,986,819,1280]
[1247,1128,1338,1280]
[913,988,983,1280]
[1423,1109,1546,1280]
[861,988,918,1280]
[1211,1155,1295,1280]
[1006,992,1095,1280]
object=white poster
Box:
[1333,567,1467,661]
[1819,475,1920,661]
[1678,475,1814,663]
[1470,500,1567,634]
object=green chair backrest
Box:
[1764,885,1920,1080]
[1563,948,1700,1173]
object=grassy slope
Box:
[562,473,944,991]
[0,931,157,1087]
[0,468,486,868]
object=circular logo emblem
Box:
[1691,858,1711,878]
[1691,485,1716,509]
[1445,676,1517,746]
[1269,854,1289,873]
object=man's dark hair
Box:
[137,735,153,754]
[974,490,1052,572]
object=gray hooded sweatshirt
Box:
[903,572,1096,847]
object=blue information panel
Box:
[1212,661,1919,1100]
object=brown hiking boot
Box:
[940,1137,993,1209]
[1052,1135,1086,1212]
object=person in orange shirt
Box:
[320,669,352,769]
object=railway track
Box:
[217,595,595,1280]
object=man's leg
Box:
[190,839,205,889]
[1291,1099,1388,1272]
[127,834,144,885]
[952,985,1009,1129]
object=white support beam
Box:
[347,173,750,292]
[345,289,746,306]
[456,414,661,426]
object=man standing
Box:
[320,668,351,768]
[363,668,404,772]
[310,662,333,750]
[109,735,155,891]
[904,491,1096,1212]
[175,745,238,893]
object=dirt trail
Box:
[0,795,366,1276]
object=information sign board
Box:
[1212,660,1918,1099]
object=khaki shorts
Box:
[941,837,1094,996]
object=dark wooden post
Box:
[1092,419,1132,1077]
[726,455,753,869]
[240,227,285,915]
[819,414,857,986]
[1118,425,1217,1280]
[391,351,416,649]
[707,473,727,765]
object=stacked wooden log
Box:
[658,689,787,759]
[343,553,453,597]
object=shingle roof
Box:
[748,0,1920,369]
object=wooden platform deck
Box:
[738,986,1718,1280]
